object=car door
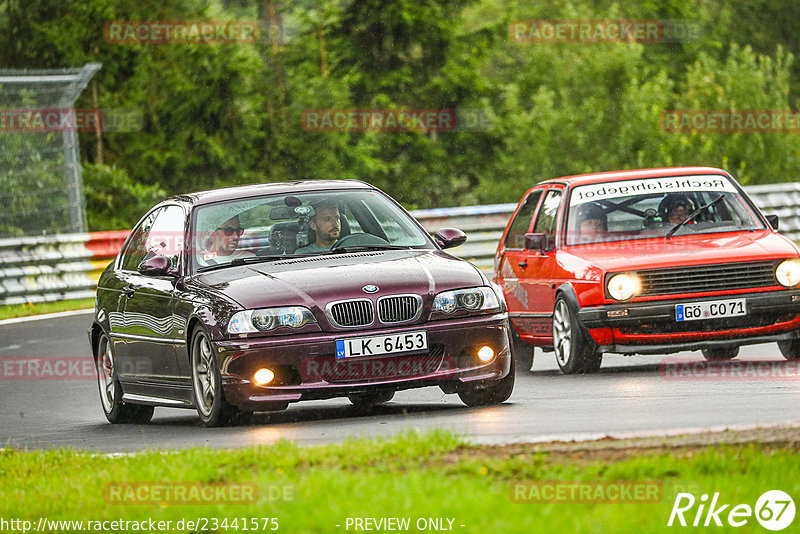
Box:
[496,188,544,339]
[525,187,565,329]
[114,204,185,385]
[502,187,565,342]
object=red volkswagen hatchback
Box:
[495,167,800,374]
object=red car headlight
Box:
[607,273,641,301]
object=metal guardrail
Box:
[0,231,127,305]
[1,183,798,305]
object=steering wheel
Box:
[331,232,390,248]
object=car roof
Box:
[537,166,731,187]
[167,179,375,206]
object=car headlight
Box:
[488,281,508,312]
[432,287,500,314]
[228,307,316,334]
[607,273,641,301]
[776,259,800,288]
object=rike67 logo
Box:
[668,490,795,530]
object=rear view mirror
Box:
[524,233,546,253]
[766,214,779,230]
[270,206,293,220]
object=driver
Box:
[197,213,255,266]
[658,193,696,225]
[575,202,607,242]
[296,200,341,254]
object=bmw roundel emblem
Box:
[362,284,379,294]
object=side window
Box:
[146,205,185,269]
[119,205,185,272]
[119,208,161,271]
[504,190,543,249]
[533,189,563,249]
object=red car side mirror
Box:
[524,232,546,253]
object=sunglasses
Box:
[217,226,245,236]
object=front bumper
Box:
[578,290,800,354]
[213,313,511,410]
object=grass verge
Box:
[2,430,799,532]
[0,298,94,320]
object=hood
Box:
[566,230,800,273]
[191,249,485,310]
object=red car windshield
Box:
[565,175,765,245]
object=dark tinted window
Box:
[504,190,543,249]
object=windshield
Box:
[565,175,765,246]
[190,189,432,271]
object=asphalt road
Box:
[2,311,800,453]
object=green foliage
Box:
[2,0,800,231]
[82,163,164,230]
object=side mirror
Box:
[433,228,468,249]
[138,255,177,277]
[766,214,779,230]
[524,232,546,253]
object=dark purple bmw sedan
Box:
[89,180,513,426]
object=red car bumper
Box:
[578,289,800,354]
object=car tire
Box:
[95,333,154,424]
[190,329,244,427]
[701,347,739,360]
[552,296,603,374]
[457,356,515,407]
[510,326,535,372]
[348,390,394,409]
[777,340,800,360]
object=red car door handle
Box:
[518,261,528,269]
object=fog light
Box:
[253,368,275,386]
[477,346,495,362]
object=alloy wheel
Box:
[553,299,572,366]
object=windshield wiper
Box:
[665,195,725,239]
[196,255,298,273]
[327,244,413,254]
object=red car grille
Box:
[634,261,777,296]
